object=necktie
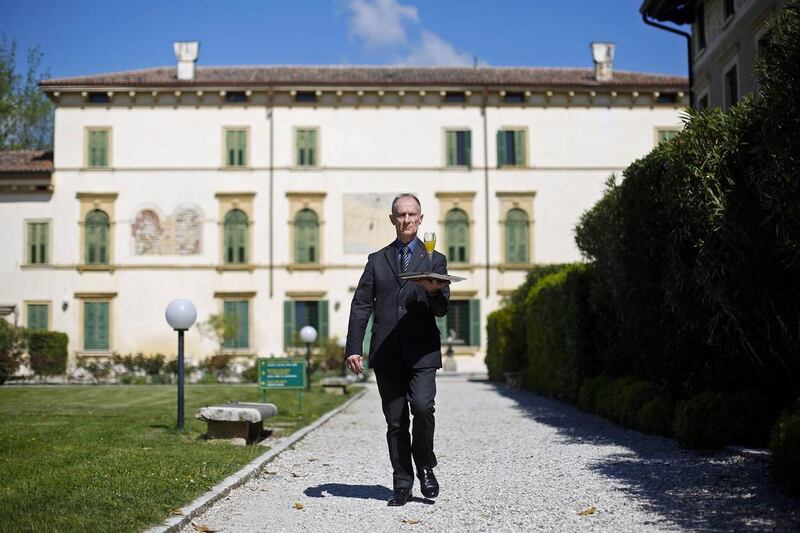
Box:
[400,246,411,272]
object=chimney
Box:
[174,41,199,81]
[591,42,615,82]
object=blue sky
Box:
[3,0,689,80]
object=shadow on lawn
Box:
[488,382,800,532]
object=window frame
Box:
[223,208,249,265]
[443,128,472,168]
[222,126,250,168]
[496,127,528,168]
[654,127,681,146]
[443,298,481,348]
[504,208,531,264]
[723,58,739,109]
[294,127,320,167]
[283,297,329,349]
[444,207,470,264]
[75,292,117,355]
[222,299,250,351]
[696,1,707,52]
[84,127,112,169]
[25,301,50,331]
[293,208,320,264]
[24,219,51,265]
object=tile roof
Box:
[0,150,54,174]
[40,66,688,90]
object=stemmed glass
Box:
[423,232,436,272]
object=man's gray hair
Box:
[391,193,422,217]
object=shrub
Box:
[27,331,68,378]
[485,307,512,382]
[637,396,675,436]
[577,375,613,413]
[199,354,234,382]
[0,321,27,384]
[78,358,111,383]
[770,402,800,494]
[675,391,737,449]
[241,364,258,383]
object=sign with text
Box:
[258,358,306,390]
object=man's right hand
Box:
[346,354,364,375]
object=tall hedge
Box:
[524,264,593,402]
[28,331,68,377]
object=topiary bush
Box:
[485,307,512,382]
[675,391,737,449]
[637,396,675,436]
[770,402,800,494]
[0,321,26,384]
[577,375,613,413]
[28,331,68,379]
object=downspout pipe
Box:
[642,13,694,107]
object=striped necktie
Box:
[400,245,411,272]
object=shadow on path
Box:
[489,383,800,532]
[304,483,393,501]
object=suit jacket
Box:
[346,237,450,371]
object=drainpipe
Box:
[481,87,490,298]
[642,13,694,107]
[267,89,274,297]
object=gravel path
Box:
[182,377,799,532]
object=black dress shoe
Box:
[417,467,439,498]
[387,487,412,506]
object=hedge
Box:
[28,331,68,378]
[770,403,800,494]
[0,321,26,384]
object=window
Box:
[83,301,109,350]
[295,91,317,103]
[497,129,526,167]
[225,129,247,167]
[724,0,735,19]
[27,303,49,331]
[440,299,481,346]
[445,208,469,263]
[294,209,320,264]
[27,222,49,264]
[725,64,739,108]
[698,93,709,110]
[86,128,110,168]
[85,209,110,265]
[225,91,248,103]
[284,300,329,348]
[697,2,706,51]
[656,93,679,104]
[656,129,680,144]
[445,130,472,167]
[444,92,466,103]
[296,129,318,166]
[224,209,248,264]
[223,300,249,349]
[88,92,110,104]
[503,92,525,104]
[505,208,530,263]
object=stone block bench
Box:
[196,402,278,443]
[321,377,351,395]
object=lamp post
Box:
[299,325,317,391]
[336,336,347,377]
[165,299,196,431]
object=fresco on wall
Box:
[132,206,202,255]
[343,193,396,254]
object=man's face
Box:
[390,196,423,243]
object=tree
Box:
[0,35,54,150]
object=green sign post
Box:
[258,358,307,412]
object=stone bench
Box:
[196,402,278,443]
[321,377,351,395]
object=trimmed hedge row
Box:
[28,331,68,377]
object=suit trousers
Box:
[375,367,437,490]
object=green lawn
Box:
[0,384,360,532]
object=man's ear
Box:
[419,213,424,223]
[389,213,396,224]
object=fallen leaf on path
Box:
[290,472,303,478]
[578,506,597,516]
[294,502,305,510]
[263,469,278,475]
[308,457,318,462]
[192,523,218,532]
[170,507,185,516]
[401,518,421,524]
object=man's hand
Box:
[346,354,364,375]
[416,278,450,294]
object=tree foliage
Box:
[0,34,53,150]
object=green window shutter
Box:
[445,209,468,262]
[223,301,235,348]
[28,304,48,331]
[362,313,373,355]
[514,130,526,166]
[296,130,304,165]
[28,223,47,264]
[85,301,109,350]
[445,131,456,166]
[97,302,109,350]
[85,210,109,265]
[224,210,248,264]
[40,223,48,264]
[88,130,108,167]
[318,300,329,341]
[506,209,529,263]
[464,130,472,167]
[294,209,319,264]
[226,130,235,166]
[238,301,249,348]
[283,300,295,350]
[237,131,247,166]
[496,131,506,167]
[297,129,317,166]
[469,299,481,346]
[436,315,447,340]
[308,130,316,166]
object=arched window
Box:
[85,209,110,264]
[505,208,530,263]
[224,209,248,264]
[445,208,469,263]
[294,209,320,264]
[132,209,161,255]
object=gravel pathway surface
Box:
[182,376,799,532]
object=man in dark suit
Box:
[345,193,450,507]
